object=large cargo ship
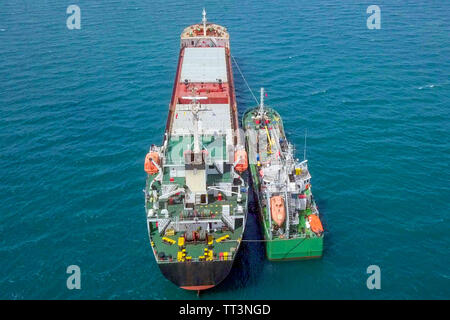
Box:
[243,88,323,261]
[143,10,248,290]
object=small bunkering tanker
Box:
[243,88,324,261]
[143,10,249,291]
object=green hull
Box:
[265,236,323,261]
[243,104,324,261]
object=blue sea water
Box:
[0,0,449,299]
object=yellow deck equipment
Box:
[216,234,230,243]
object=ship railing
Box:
[157,253,236,264]
[311,206,319,215]
[290,232,322,239]
[177,215,223,221]
[290,233,307,239]
[163,155,216,166]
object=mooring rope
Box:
[222,238,307,243]
[221,239,269,243]
[230,54,260,106]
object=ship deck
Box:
[146,152,247,258]
[164,134,228,166]
[149,222,243,262]
[243,107,323,242]
[243,107,284,165]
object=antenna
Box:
[303,128,307,160]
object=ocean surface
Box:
[0,0,449,299]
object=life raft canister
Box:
[234,149,248,172]
[144,152,160,174]
[308,214,324,235]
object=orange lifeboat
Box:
[144,152,160,175]
[308,214,324,235]
[270,196,286,227]
[234,149,248,172]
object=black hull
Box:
[158,260,234,290]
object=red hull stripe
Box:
[180,284,215,291]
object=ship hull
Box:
[244,108,323,261]
[264,229,323,261]
[158,260,234,290]
[145,16,248,291]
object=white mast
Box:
[180,95,208,154]
[192,98,201,153]
[258,87,265,119]
[202,8,207,37]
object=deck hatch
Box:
[172,104,232,135]
[180,47,228,83]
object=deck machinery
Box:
[143,10,248,291]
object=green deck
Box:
[146,133,247,264]
[149,221,243,261]
[165,135,227,165]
